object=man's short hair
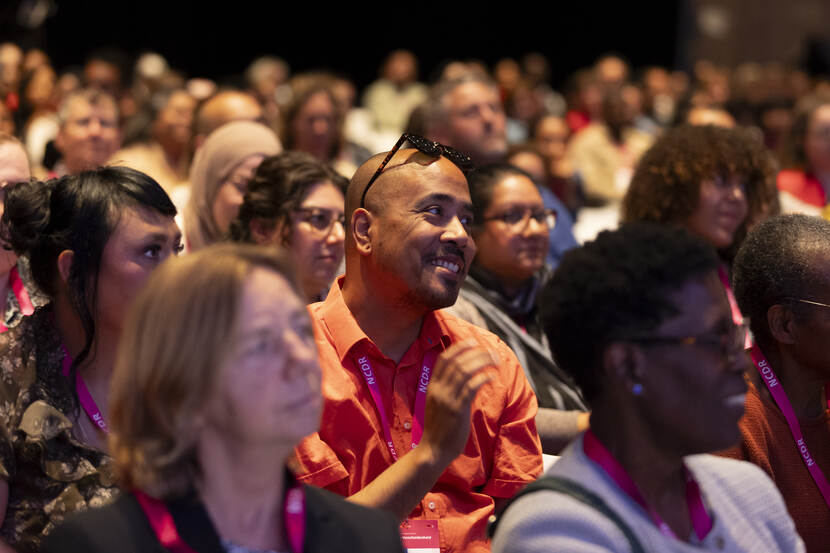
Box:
[424,74,499,134]
[733,214,830,350]
[57,88,119,126]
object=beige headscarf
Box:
[185,121,281,250]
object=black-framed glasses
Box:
[292,207,346,237]
[483,207,557,230]
[360,133,474,209]
[625,323,749,359]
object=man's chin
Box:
[411,282,461,311]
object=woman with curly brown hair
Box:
[622,124,779,264]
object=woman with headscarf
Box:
[184,120,281,251]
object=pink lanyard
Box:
[134,485,306,553]
[720,265,830,507]
[717,266,753,348]
[0,266,34,333]
[60,344,109,433]
[354,347,438,461]
[583,430,713,541]
[749,344,830,509]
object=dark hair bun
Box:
[2,178,54,255]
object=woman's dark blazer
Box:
[41,484,405,553]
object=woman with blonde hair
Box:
[43,244,403,553]
[184,120,281,250]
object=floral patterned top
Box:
[0,306,118,552]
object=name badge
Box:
[399,519,440,553]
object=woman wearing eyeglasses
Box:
[447,164,588,454]
[720,214,830,553]
[491,223,803,553]
[230,151,347,303]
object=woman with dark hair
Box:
[492,224,803,553]
[622,124,778,264]
[41,244,404,553]
[281,74,370,178]
[447,163,588,454]
[0,166,182,552]
[230,151,347,303]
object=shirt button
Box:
[403,421,412,430]
[715,536,724,550]
[428,501,436,510]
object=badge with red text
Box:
[399,519,440,553]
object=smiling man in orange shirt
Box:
[292,135,543,553]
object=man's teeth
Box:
[432,259,460,273]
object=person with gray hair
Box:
[721,214,830,552]
[424,75,508,166]
[54,88,120,176]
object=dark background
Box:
[1,1,682,91]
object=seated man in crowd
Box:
[53,88,121,176]
[292,136,543,553]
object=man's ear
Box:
[351,208,372,256]
[602,341,646,397]
[57,250,74,285]
[767,304,797,345]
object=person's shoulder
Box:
[41,494,157,553]
[441,293,489,330]
[687,453,788,513]
[688,452,773,486]
[0,311,41,403]
[493,438,640,553]
[491,483,630,553]
[303,485,404,553]
[435,309,500,344]
[434,309,514,357]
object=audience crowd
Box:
[0,40,826,552]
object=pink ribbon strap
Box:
[749,345,830,509]
[134,485,306,553]
[61,344,109,433]
[0,266,34,333]
[355,346,438,461]
[584,430,713,540]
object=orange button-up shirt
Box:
[292,279,542,553]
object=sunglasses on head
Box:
[360,133,474,209]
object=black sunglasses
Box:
[360,133,474,209]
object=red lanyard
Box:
[749,345,830,509]
[134,485,306,553]
[354,346,438,461]
[0,266,34,333]
[60,344,109,433]
[583,430,713,541]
